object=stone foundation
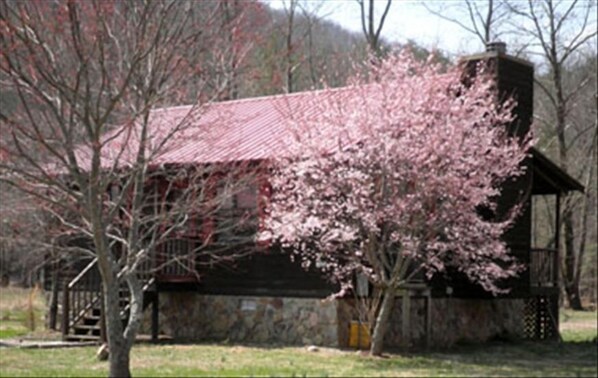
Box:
[142,293,524,349]
[142,293,339,346]
[432,298,525,346]
[338,297,525,348]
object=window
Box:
[215,183,258,243]
[140,182,161,218]
[355,273,370,297]
[160,180,204,237]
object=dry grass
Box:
[0,286,58,340]
[0,286,42,313]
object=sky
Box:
[266,0,598,65]
[266,0,491,57]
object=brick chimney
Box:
[461,42,534,139]
[461,42,534,278]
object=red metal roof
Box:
[79,88,350,170]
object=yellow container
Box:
[349,321,371,349]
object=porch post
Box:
[100,290,107,343]
[61,280,69,340]
[401,289,410,344]
[555,193,560,249]
[553,193,561,339]
[554,193,561,285]
[425,289,431,349]
[151,292,159,342]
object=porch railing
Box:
[530,248,558,288]
[155,238,198,281]
[61,258,102,339]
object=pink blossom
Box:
[262,50,531,296]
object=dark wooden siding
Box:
[498,162,532,298]
[159,245,337,297]
[430,203,532,299]
[497,58,534,139]
[495,57,534,298]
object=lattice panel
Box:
[524,296,558,340]
[523,298,538,339]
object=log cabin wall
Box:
[156,246,337,298]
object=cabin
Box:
[53,44,583,348]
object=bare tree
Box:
[267,0,329,93]
[357,0,392,55]
[0,1,260,376]
[508,0,597,309]
[297,1,329,88]
[422,0,511,48]
[282,0,300,93]
[208,0,265,100]
[277,0,323,93]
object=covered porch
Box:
[529,148,584,293]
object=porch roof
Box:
[531,148,584,195]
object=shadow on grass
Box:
[356,340,598,376]
[142,337,597,377]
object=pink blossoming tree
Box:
[262,51,532,355]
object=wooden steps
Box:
[66,306,102,342]
[62,260,156,343]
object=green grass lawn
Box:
[0,339,596,377]
[1,286,596,377]
[560,308,598,343]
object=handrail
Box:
[62,258,102,340]
[61,254,158,340]
[68,258,99,289]
[156,238,197,279]
[118,277,156,319]
[530,248,558,252]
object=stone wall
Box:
[142,293,339,346]
[338,297,526,349]
[141,293,525,349]
[435,298,525,346]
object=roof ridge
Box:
[150,104,195,113]
[213,86,333,105]
[150,85,353,113]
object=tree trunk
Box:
[565,281,583,310]
[104,280,132,378]
[285,0,295,94]
[369,289,395,356]
[123,273,144,346]
[108,340,131,378]
[563,213,584,310]
[95,243,133,378]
